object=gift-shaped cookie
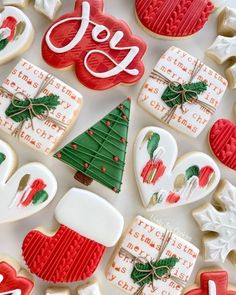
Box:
[22,188,124,283]
[0,139,57,224]
[193,180,236,265]
[138,46,228,137]
[0,256,34,295]
[134,127,220,210]
[106,216,199,295]
[0,59,83,155]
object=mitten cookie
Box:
[135,0,214,39]
[184,268,236,294]
[134,127,220,210]
[42,0,146,90]
[0,6,34,65]
[0,256,34,295]
[0,139,57,224]
[193,180,236,264]
[3,0,62,20]
[22,188,124,283]
[54,98,131,193]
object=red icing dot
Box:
[127,96,131,101]
[106,121,111,126]
[113,156,119,162]
[119,104,124,110]
[71,144,78,150]
[121,138,126,143]
[57,153,62,159]
[122,115,127,120]
[88,130,94,136]
[84,163,89,169]
[113,187,117,192]
[101,167,106,173]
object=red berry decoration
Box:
[101,167,106,173]
[106,121,111,126]
[84,163,89,169]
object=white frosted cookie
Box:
[218,6,236,36]
[46,287,71,295]
[134,127,220,210]
[0,139,57,224]
[0,6,34,65]
[212,0,226,8]
[193,180,236,264]
[138,46,227,137]
[77,280,101,295]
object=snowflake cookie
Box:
[134,126,220,210]
[184,268,236,294]
[206,6,236,88]
[193,180,236,264]
[22,188,124,283]
[3,0,62,20]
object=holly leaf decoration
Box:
[0,152,6,164]
[131,257,179,287]
[185,165,200,180]
[5,95,60,123]
[0,38,8,51]
[161,82,207,108]
[147,133,160,159]
[32,190,49,205]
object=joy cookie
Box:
[54,98,131,193]
[206,6,236,88]
[135,0,214,39]
[3,0,62,20]
[42,0,146,90]
[0,6,34,65]
[0,139,57,224]
[22,188,124,283]
[184,268,236,294]
[138,46,228,137]
[134,127,220,210]
[0,256,34,295]
[0,59,83,155]
[193,180,236,264]
[106,215,199,295]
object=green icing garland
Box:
[54,98,131,193]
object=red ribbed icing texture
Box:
[209,119,236,171]
[135,0,214,38]
[0,262,34,294]
[22,225,106,283]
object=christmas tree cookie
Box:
[54,98,131,193]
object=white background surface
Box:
[0,0,236,294]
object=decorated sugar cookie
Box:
[0,59,83,155]
[42,0,146,90]
[3,0,62,20]
[0,6,34,65]
[138,47,228,137]
[184,269,236,294]
[46,287,71,295]
[193,180,236,264]
[106,215,199,295]
[0,256,34,295]
[22,188,124,283]
[54,98,131,193]
[135,0,214,39]
[134,127,220,210]
[77,280,102,295]
[0,139,57,224]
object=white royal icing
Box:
[193,180,236,263]
[106,216,199,295]
[2,0,28,7]
[211,0,226,8]
[78,282,101,295]
[0,59,83,155]
[138,46,228,137]
[55,188,124,247]
[0,6,34,65]
[134,127,220,210]
[0,139,57,224]
[208,280,217,295]
[46,288,71,295]
[45,1,140,79]
[220,6,236,33]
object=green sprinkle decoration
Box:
[185,165,200,180]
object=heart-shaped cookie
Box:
[135,0,214,39]
[0,6,34,65]
[134,127,220,210]
[0,139,57,224]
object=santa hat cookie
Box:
[184,268,236,294]
[41,0,146,90]
[0,139,57,224]
[0,5,34,65]
[0,256,34,295]
[22,188,124,283]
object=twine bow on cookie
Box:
[0,74,67,137]
[150,60,216,124]
[120,231,187,295]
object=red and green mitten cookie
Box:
[0,256,34,295]
[184,268,236,294]
[135,0,214,39]
[42,0,146,90]
[22,188,124,283]
[54,98,131,193]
